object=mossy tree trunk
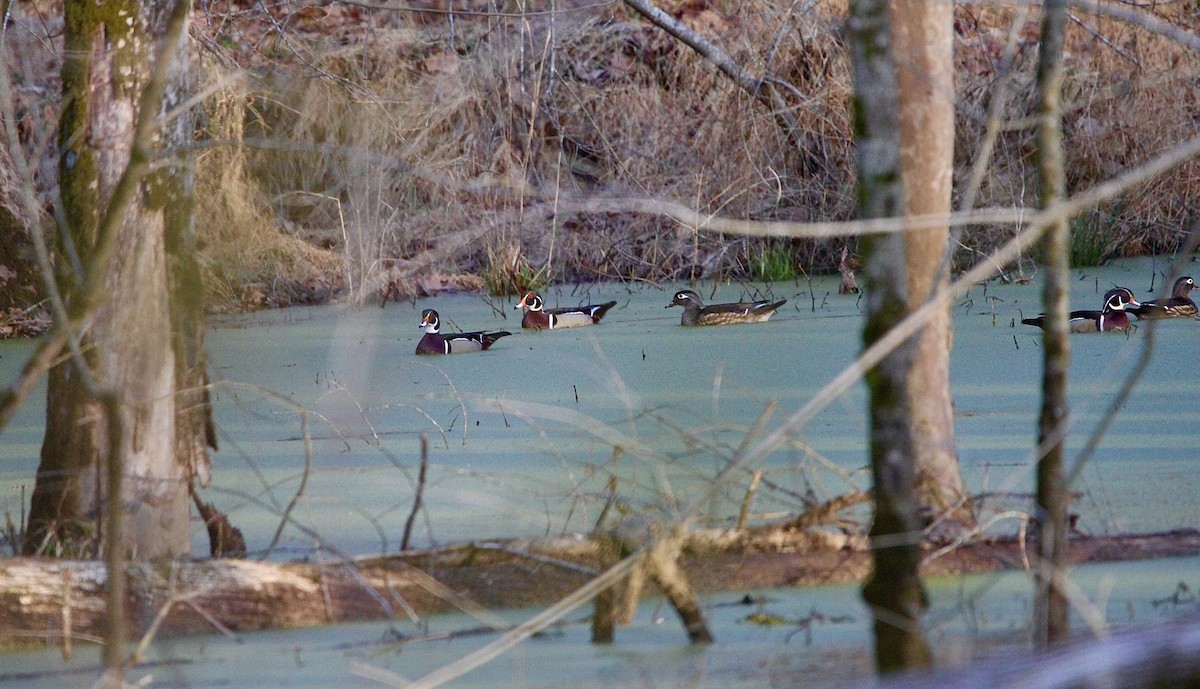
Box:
[891,0,969,525]
[23,0,206,563]
[848,0,934,672]
[1033,0,1071,647]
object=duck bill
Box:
[515,294,529,309]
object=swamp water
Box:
[1,258,1199,686]
[0,556,1197,689]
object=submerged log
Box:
[0,529,1197,651]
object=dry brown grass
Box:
[213,0,1197,300]
[952,1,1200,265]
[218,1,864,295]
[3,0,1199,312]
[194,81,342,311]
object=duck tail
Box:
[482,331,513,349]
[592,301,618,322]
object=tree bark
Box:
[24,0,201,562]
[1033,0,1071,647]
[848,0,934,672]
[891,0,970,527]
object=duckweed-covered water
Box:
[1,257,1198,687]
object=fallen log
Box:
[0,528,1197,651]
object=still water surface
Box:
[1,258,1198,686]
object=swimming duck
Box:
[1130,276,1196,319]
[666,289,787,326]
[1021,287,1141,333]
[514,292,617,330]
[416,309,511,354]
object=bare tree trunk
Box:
[891,0,970,526]
[848,0,934,672]
[24,0,199,562]
[1033,0,1071,646]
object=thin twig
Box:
[736,470,763,531]
[401,433,429,551]
[262,411,314,559]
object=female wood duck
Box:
[1130,276,1196,319]
[416,309,511,355]
[514,292,617,330]
[1021,287,1141,333]
[666,289,787,326]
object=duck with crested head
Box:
[416,309,511,354]
[1130,276,1196,319]
[514,291,617,330]
[666,289,787,326]
[1021,287,1141,333]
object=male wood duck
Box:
[514,292,617,330]
[666,289,787,326]
[1021,287,1141,333]
[1130,276,1197,319]
[416,309,511,354]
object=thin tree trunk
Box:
[1033,0,1071,646]
[848,0,933,671]
[100,395,126,688]
[891,0,970,526]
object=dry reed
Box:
[3,0,1199,312]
